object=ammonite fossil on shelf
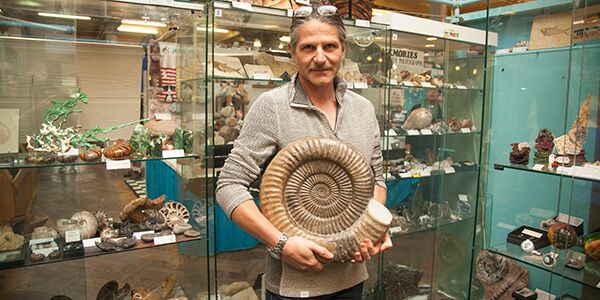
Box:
[260,137,392,262]
[103,139,132,160]
[475,250,528,300]
[159,201,190,229]
[79,147,102,162]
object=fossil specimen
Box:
[120,195,166,223]
[260,137,392,262]
[159,201,190,229]
[71,211,99,239]
[0,225,24,251]
[79,147,102,162]
[96,280,130,300]
[141,209,166,231]
[173,222,192,235]
[103,139,132,160]
[115,237,137,249]
[31,226,60,240]
[402,108,433,130]
[476,250,528,300]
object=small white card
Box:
[354,82,368,89]
[253,73,270,80]
[346,82,354,89]
[390,79,398,85]
[532,164,545,171]
[399,172,411,178]
[556,213,584,227]
[133,230,156,239]
[273,56,291,63]
[106,159,131,170]
[192,113,204,120]
[29,238,54,246]
[456,85,468,90]
[407,129,420,136]
[154,234,177,245]
[214,9,223,17]
[512,46,528,53]
[155,113,172,120]
[522,228,543,239]
[355,20,370,28]
[401,81,414,86]
[231,1,252,10]
[162,149,185,158]
[82,237,102,248]
[420,82,434,88]
[65,230,81,243]
[421,170,431,177]
[420,129,433,135]
[444,166,456,174]
[459,194,468,202]
[287,9,293,17]
[460,128,471,133]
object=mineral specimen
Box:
[509,142,530,165]
[0,225,24,251]
[533,128,555,164]
[554,95,592,164]
[130,124,151,157]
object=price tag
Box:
[155,113,172,120]
[193,113,204,120]
[456,85,468,90]
[399,172,411,179]
[354,82,368,89]
[287,9,293,17]
[214,9,223,17]
[392,33,398,41]
[253,73,270,80]
[231,1,252,10]
[154,234,177,245]
[106,159,131,170]
[522,228,543,239]
[65,230,81,243]
[162,149,185,158]
[532,164,545,171]
[133,230,155,239]
[82,237,102,248]
[512,46,527,53]
[421,170,431,177]
[346,82,354,89]
[390,79,398,85]
[273,56,290,63]
[407,129,419,136]
[401,81,414,86]
[459,194,468,202]
[420,129,433,135]
[460,128,471,133]
[355,20,370,28]
[444,166,456,174]
[389,226,402,235]
[420,82,434,88]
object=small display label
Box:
[354,82,368,89]
[287,9,294,17]
[355,20,370,28]
[421,170,431,177]
[154,234,177,245]
[460,128,471,133]
[390,79,398,85]
[106,159,131,170]
[407,129,419,136]
[29,238,54,246]
[399,173,411,179]
[420,82,434,88]
[459,194,468,202]
[82,237,102,248]
[392,33,398,41]
[155,113,172,120]
[253,73,270,80]
[420,129,433,135]
[444,166,456,174]
[401,81,414,86]
[231,1,252,10]
[133,230,156,239]
[456,85,468,90]
[557,213,584,227]
[215,9,223,17]
[273,56,290,63]
[346,82,354,89]
[512,46,528,53]
[162,149,185,159]
[65,230,82,243]
[522,228,543,239]
[532,164,545,171]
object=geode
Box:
[509,142,530,165]
[533,128,555,164]
[260,137,392,262]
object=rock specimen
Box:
[0,225,24,251]
[533,128,555,164]
[120,195,166,223]
[554,95,592,164]
[130,124,151,157]
[402,108,433,130]
[260,137,392,262]
[509,142,530,165]
[103,139,132,160]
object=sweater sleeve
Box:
[370,111,386,190]
[215,93,279,218]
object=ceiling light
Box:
[122,19,166,27]
[573,20,584,25]
[268,48,287,54]
[278,43,284,49]
[253,39,262,48]
[425,44,435,48]
[455,66,461,71]
[367,56,372,61]
[426,37,437,41]
[117,25,158,34]
[378,58,383,63]
[472,69,478,75]
[196,27,229,33]
[279,35,291,43]
[38,12,91,20]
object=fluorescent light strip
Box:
[425,44,436,48]
[117,25,158,34]
[38,12,91,20]
[426,37,437,41]
[196,27,229,33]
[0,35,143,48]
[121,19,166,27]
[279,35,291,42]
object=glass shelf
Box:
[386,83,483,93]
[386,163,478,182]
[210,76,289,83]
[390,216,475,238]
[0,154,200,170]
[384,131,481,138]
[0,234,204,271]
[490,243,600,291]
[494,163,600,183]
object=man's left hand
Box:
[350,232,393,263]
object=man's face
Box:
[290,20,345,88]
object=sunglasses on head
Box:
[293,5,338,18]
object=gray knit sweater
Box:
[216,74,386,297]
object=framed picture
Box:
[0,109,19,154]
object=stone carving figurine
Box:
[553,95,592,165]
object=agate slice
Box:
[260,137,392,262]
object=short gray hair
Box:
[289,5,347,53]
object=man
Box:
[216,4,392,299]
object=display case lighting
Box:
[117,25,158,34]
[279,35,291,43]
[38,12,91,20]
[426,37,437,41]
[121,19,166,27]
[425,44,435,48]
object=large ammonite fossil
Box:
[260,137,392,262]
[103,139,132,160]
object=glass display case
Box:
[373,11,497,300]
[0,0,211,298]
[465,1,600,299]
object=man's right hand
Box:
[281,236,334,272]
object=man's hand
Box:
[281,236,334,272]
[351,232,393,263]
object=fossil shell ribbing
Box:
[260,137,392,262]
